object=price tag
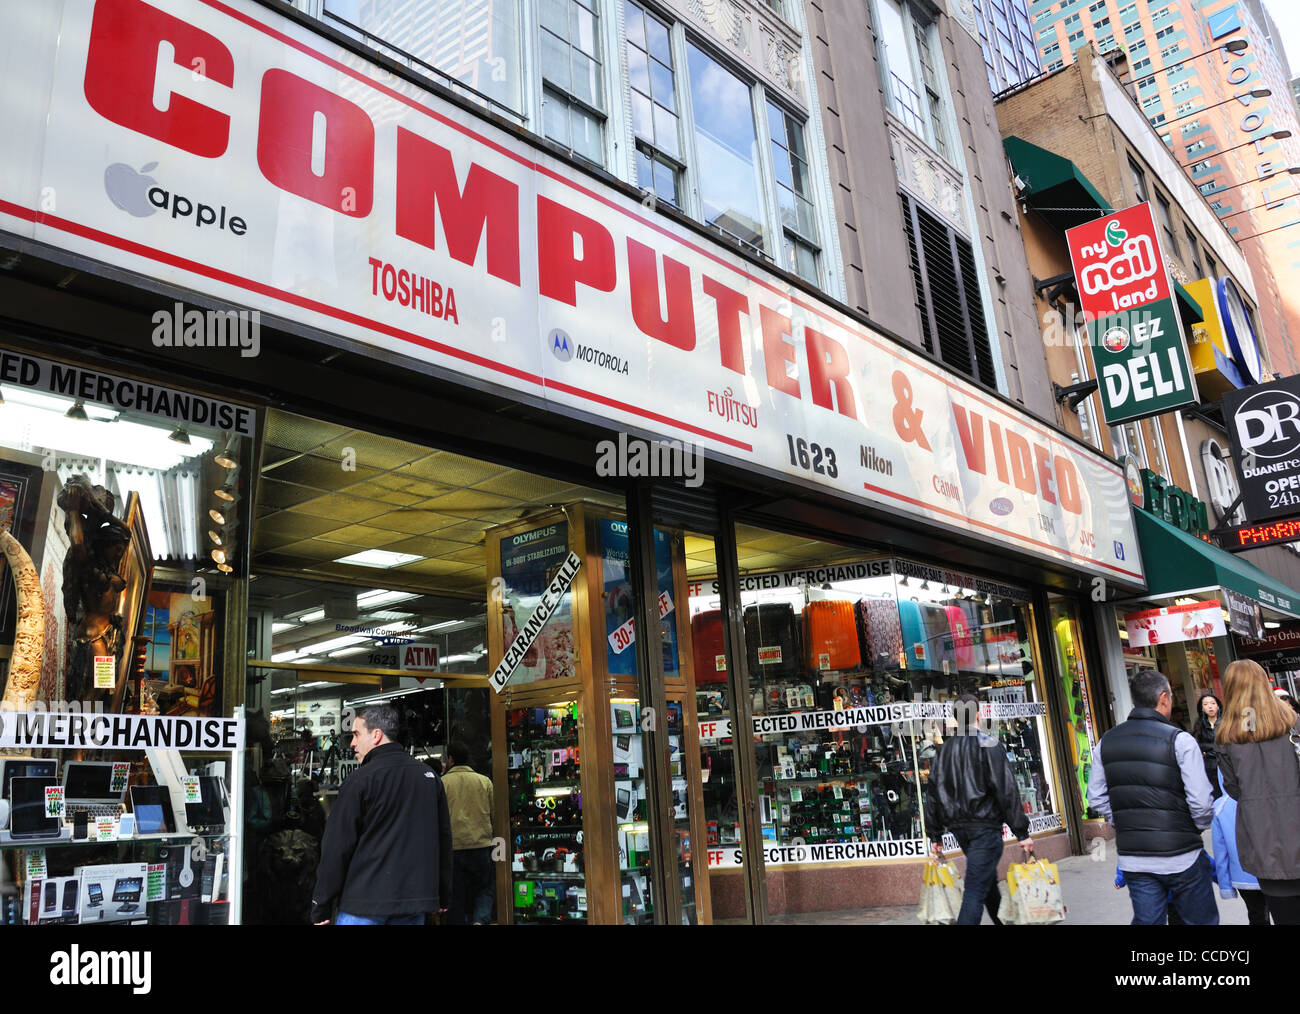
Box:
[146,864,167,903]
[93,655,116,689]
[832,785,844,799]
[789,788,802,803]
[43,786,64,818]
[607,616,636,655]
[182,776,201,804]
[95,817,115,842]
[25,850,47,879]
[111,762,130,795]
[714,654,727,672]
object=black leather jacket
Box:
[924,730,1029,843]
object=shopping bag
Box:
[1000,860,1066,924]
[916,860,964,924]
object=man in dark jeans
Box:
[1088,669,1217,925]
[925,694,1034,925]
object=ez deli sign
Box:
[1066,204,1198,425]
[1,0,1138,585]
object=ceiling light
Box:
[1265,621,1281,629]
[335,550,424,568]
[65,400,89,421]
[296,609,326,624]
[207,529,223,546]
[211,548,228,565]
[214,435,240,470]
[271,622,298,634]
[217,562,233,574]
[213,476,238,502]
[208,504,228,526]
[357,589,420,608]
[168,427,191,444]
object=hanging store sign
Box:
[490,551,582,693]
[1234,623,1300,654]
[0,0,1141,587]
[1223,374,1300,523]
[1141,469,1210,539]
[1065,203,1198,425]
[1221,518,1300,553]
[1223,588,1266,641]
[0,711,244,751]
[1123,601,1226,647]
[698,700,1047,742]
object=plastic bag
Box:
[998,860,1066,925]
[917,860,964,924]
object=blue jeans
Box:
[953,826,1005,926]
[1125,851,1219,926]
[449,847,496,925]
[336,911,426,925]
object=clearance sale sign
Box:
[1066,203,1198,425]
[0,0,1144,587]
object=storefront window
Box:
[1048,597,1103,818]
[0,346,252,925]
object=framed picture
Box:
[173,663,198,690]
[168,605,219,716]
[112,491,154,710]
[0,460,45,644]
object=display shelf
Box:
[512,870,585,879]
[519,779,582,791]
[0,830,231,851]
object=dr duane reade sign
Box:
[1066,203,1198,425]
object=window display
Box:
[0,348,250,925]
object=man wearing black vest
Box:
[1088,670,1217,925]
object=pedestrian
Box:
[1211,770,1269,924]
[442,737,497,925]
[1087,669,1217,925]
[1216,659,1300,925]
[1274,686,1300,717]
[311,704,453,925]
[924,694,1034,925]
[1192,691,1224,799]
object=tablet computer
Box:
[129,785,177,834]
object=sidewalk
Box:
[770,832,1251,925]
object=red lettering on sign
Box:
[1005,432,1036,495]
[84,0,233,158]
[805,327,857,420]
[1033,444,1057,506]
[1057,457,1082,515]
[537,197,616,306]
[952,406,986,475]
[395,129,520,285]
[702,276,749,376]
[628,239,696,351]
[760,305,800,399]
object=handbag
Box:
[916,859,964,925]
[998,859,1066,925]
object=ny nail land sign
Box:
[1066,203,1198,425]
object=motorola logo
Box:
[549,328,574,362]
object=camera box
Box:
[74,862,150,924]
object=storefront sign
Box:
[706,838,930,868]
[1224,588,1266,640]
[1235,624,1300,654]
[0,0,1143,587]
[1065,203,1197,425]
[1223,374,1300,523]
[939,813,1064,853]
[1123,601,1226,647]
[0,351,256,437]
[489,551,583,693]
[0,711,243,751]
[688,559,893,597]
[1221,518,1300,553]
[1141,470,1210,539]
[698,700,1047,742]
[1202,438,1245,526]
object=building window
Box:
[1124,22,1144,39]
[1129,156,1148,203]
[686,43,765,252]
[1205,251,1218,278]
[900,193,998,389]
[768,102,821,282]
[540,0,606,165]
[1067,29,1085,46]
[1181,119,1202,134]
[625,1,682,208]
[1184,227,1203,277]
[322,0,524,115]
[1096,35,1116,53]
[876,0,949,158]
[1155,25,1177,40]
[1154,191,1178,256]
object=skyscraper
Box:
[1030,0,1300,376]
[973,0,1045,93]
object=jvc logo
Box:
[1235,391,1300,459]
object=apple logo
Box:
[104,162,159,217]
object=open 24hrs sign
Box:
[1066,203,1199,425]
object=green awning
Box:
[1134,509,1300,617]
[1174,282,1204,327]
[1004,136,1111,232]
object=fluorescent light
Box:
[335,550,424,568]
[329,646,371,658]
[272,622,298,634]
[1265,621,1281,629]
[357,589,420,608]
[296,610,326,624]
[439,653,481,664]
[271,651,301,663]
[535,787,573,797]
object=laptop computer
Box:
[62,762,127,821]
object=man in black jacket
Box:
[1088,669,1216,925]
[312,704,453,925]
[925,694,1034,925]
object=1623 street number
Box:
[786,435,838,478]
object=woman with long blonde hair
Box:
[1216,659,1300,923]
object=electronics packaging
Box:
[74,863,150,924]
